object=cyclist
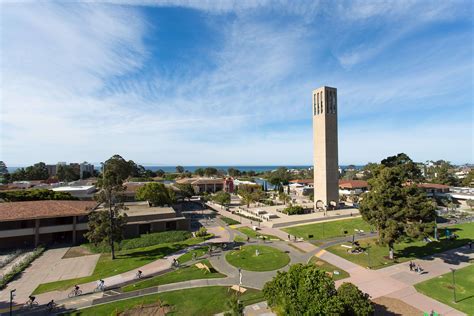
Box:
[28,295,36,304]
[74,285,80,295]
[136,270,143,279]
[47,299,55,312]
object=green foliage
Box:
[195,227,208,237]
[282,205,304,215]
[10,162,49,181]
[337,283,374,316]
[239,184,263,207]
[267,167,290,190]
[175,183,194,199]
[176,165,185,173]
[86,230,193,252]
[57,165,80,182]
[212,191,231,205]
[462,170,474,187]
[0,246,45,289]
[227,168,241,177]
[0,189,78,201]
[85,209,128,248]
[263,264,344,315]
[204,167,219,177]
[0,161,9,184]
[467,199,474,210]
[278,192,291,205]
[224,294,244,316]
[360,153,436,257]
[135,182,175,206]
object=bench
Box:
[229,285,247,293]
[341,244,353,249]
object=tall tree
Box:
[176,165,185,173]
[57,165,80,182]
[360,153,436,259]
[212,191,231,207]
[194,168,205,176]
[136,182,175,206]
[175,183,195,200]
[0,161,9,184]
[337,283,374,316]
[96,155,132,259]
[85,208,127,251]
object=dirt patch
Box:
[373,296,422,316]
[62,246,94,259]
[117,301,171,316]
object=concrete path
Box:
[0,248,100,306]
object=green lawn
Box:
[326,222,474,269]
[225,245,290,271]
[68,286,264,316]
[236,227,280,240]
[309,257,350,281]
[415,264,474,315]
[122,259,225,292]
[283,217,373,240]
[33,237,207,295]
[234,235,246,243]
[220,216,240,226]
[177,246,208,264]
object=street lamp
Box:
[10,289,16,316]
[367,246,371,269]
[450,268,457,303]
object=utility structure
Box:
[312,86,339,212]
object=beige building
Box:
[312,86,339,210]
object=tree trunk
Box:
[109,191,115,260]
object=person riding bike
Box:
[28,296,36,304]
[136,270,143,279]
[47,299,55,312]
[74,285,80,294]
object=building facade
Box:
[312,86,339,210]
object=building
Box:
[312,86,339,210]
[0,200,190,249]
[79,162,95,179]
[175,178,224,193]
[417,183,450,196]
[339,180,369,195]
[46,164,57,177]
[0,200,96,248]
[51,185,97,200]
[223,177,234,193]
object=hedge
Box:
[282,205,305,215]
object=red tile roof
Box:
[338,180,368,189]
[0,200,96,222]
[289,179,314,184]
[418,183,450,189]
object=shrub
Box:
[0,246,45,289]
[195,227,208,237]
[282,205,305,215]
[0,189,77,201]
[85,230,193,252]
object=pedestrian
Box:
[247,236,250,243]
[409,261,413,271]
[288,234,290,241]
[192,252,197,261]
[468,240,472,249]
[294,235,297,241]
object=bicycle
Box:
[94,284,105,292]
[135,270,143,279]
[22,300,39,309]
[68,288,82,298]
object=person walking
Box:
[287,234,291,241]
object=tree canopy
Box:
[263,263,372,315]
[212,191,231,206]
[135,182,175,206]
[0,189,77,201]
[10,162,49,181]
[360,153,436,259]
[85,208,127,249]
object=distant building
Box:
[223,177,234,193]
[417,183,450,196]
[46,164,57,177]
[339,180,369,195]
[52,185,97,200]
[79,162,95,179]
[175,178,224,194]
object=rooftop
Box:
[0,200,96,222]
[339,180,369,189]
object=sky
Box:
[1,0,473,166]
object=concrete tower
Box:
[312,86,339,211]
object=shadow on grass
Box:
[373,302,402,316]
[119,244,188,262]
[398,238,472,266]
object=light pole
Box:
[450,268,456,303]
[367,246,371,269]
[10,289,16,316]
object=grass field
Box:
[177,246,208,264]
[236,227,280,240]
[33,236,207,295]
[415,264,474,315]
[309,257,350,281]
[326,222,474,269]
[220,216,240,225]
[122,259,225,292]
[225,245,290,271]
[283,217,373,240]
[68,286,264,315]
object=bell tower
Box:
[312,86,339,211]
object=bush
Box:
[0,189,77,201]
[85,230,193,252]
[0,246,45,289]
[195,227,208,237]
[337,282,374,316]
[282,205,305,215]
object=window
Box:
[316,92,320,114]
[320,92,324,114]
[313,94,317,115]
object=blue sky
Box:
[1,0,473,166]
